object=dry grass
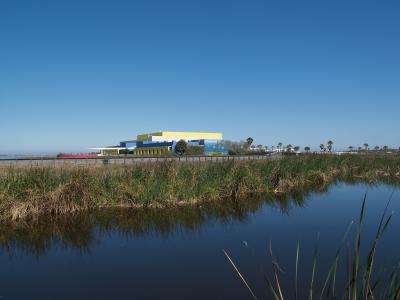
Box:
[0,154,400,221]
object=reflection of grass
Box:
[0,154,400,221]
[0,194,309,256]
[224,196,400,299]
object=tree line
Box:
[227,138,400,155]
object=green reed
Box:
[0,154,399,221]
[224,195,400,300]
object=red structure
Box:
[57,153,97,159]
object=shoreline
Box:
[1,154,400,221]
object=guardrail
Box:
[0,154,282,168]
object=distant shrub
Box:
[186,145,204,156]
[119,148,130,155]
[175,140,187,155]
[223,140,247,155]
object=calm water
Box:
[1,183,400,299]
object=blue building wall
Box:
[120,141,137,148]
[203,140,228,155]
[136,141,174,148]
[120,139,228,155]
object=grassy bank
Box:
[1,154,400,221]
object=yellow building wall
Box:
[136,132,162,141]
[137,131,222,141]
[132,146,171,156]
[101,149,119,156]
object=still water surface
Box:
[1,183,400,299]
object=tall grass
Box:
[0,154,399,221]
[224,196,400,299]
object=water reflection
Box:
[1,180,396,256]
[0,186,327,256]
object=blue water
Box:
[0,183,399,299]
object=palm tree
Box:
[358,146,362,151]
[271,146,274,152]
[320,144,325,152]
[327,140,333,152]
[246,137,254,147]
[304,146,311,153]
[383,145,389,151]
[363,143,369,151]
[277,142,283,152]
[286,144,293,152]
[348,146,354,152]
[374,146,380,151]
[294,146,300,152]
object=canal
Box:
[1,182,399,299]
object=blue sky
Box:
[1,0,399,154]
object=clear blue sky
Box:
[1,0,399,154]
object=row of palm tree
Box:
[348,144,391,151]
[246,138,398,154]
[248,140,320,153]
[273,141,334,153]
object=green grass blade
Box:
[263,273,282,300]
[319,220,354,300]
[223,249,258,300]
[392,287,400,300]
[363,194,394,298]
[383,269,397,299]
[309,250,317,300]
[309,234,319,300]
[346,244,351,300]
[274,270,285,300]
[351,193,367,300]
[268,240,285,299]
[295,241,300,300]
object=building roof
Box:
[137,131,223,141]
[88,146,135,150]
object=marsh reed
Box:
[224,195,400,299]
[0,154,399,221]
